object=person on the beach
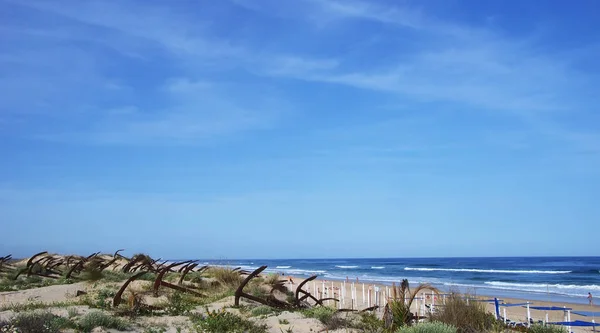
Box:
[288,276,294,285]
[589,292,593,305]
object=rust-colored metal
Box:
[113,271,149,307]
[65,258,86,279]
[13,267,29,280]
[122,255,146,273]
[0,255,15,276]
[294,275,317,305]
[86,252,100,259]
[113,249,126,259]
[361,305,379,312]
[27,255,59,278]
[178,263,199,285]
[152,261,191,296]
[99,257,119,271]
[160,280,205,297]
[177,263,190,273]
[26,251,48,267]
[293,275,338,307]
[234,265,288,308]
[234,266,340,310]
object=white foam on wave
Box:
[335,265,359,269]
[442,281,600,298]
[276,266,292,269]
[371,266,385,269]
[323,272,441,285]
[264,267,327,275]
[485,281,600,291]
[404,267,571,274]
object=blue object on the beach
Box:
[548,321,600,327]
[572,311,600,317]
[494,298,500,319]
[528,306,572,311]
[501,303,530,307]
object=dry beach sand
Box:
[1,255,598,333]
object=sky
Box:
[1,0,599,259]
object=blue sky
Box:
[1,0,599,259]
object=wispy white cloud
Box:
[309,0,425,29]
[2,0,598,153]
[38,79,284,145]
[1,0,295,143]
[237,0,599,154]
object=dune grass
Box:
[0,311,76,333]
[207,267,243,288]
[192,309,268,333]
[398,321,458,333]
[78,311,131,332]
[430,293,497,333]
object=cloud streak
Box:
[1,0,598,152]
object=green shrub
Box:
[0,301,74,312]
[385,279,439,330]
[247,281,269,299]
[6,311,75,333]
[144,326,168,333]
[78,311,131,332]
[165,292,201,315]
[301,306,336,324]
[355,312,385,332]
[250,305,280,317]
[80,265,104,281]
[84,288,116,309]
[194,309,267,333]
[388,299,415,329]
[429,294,496,333]
[67,307,80,318]
[528,324,568,333]
[397,322,458,333]
[100,270,131,282]
[301,306,351,330]
[209,268,242,288]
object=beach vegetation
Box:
[78,311,131,332]
[250,305,281,317]
[247,279,270,299]
[265,273,288,293]
[80,287,116,309]
[163,291,203,315]
[385,279,439,329]
[144,327,168,333]
[67,306,80,318]
[354,312,385,332]
[0,310,76,333]
[0,273,74,292]
[301,305,336,323]
[528,324,568,333]
[429,293,496,333]
[0,300,75,312]
[207,267,243,288]
[193,308,268,333]
[396,321,458,333]
[300,306,353,330]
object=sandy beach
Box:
[286,275,600,333]
[1,254,598,332]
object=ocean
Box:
[196,257,600,305]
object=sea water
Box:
[190,257,600,305]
